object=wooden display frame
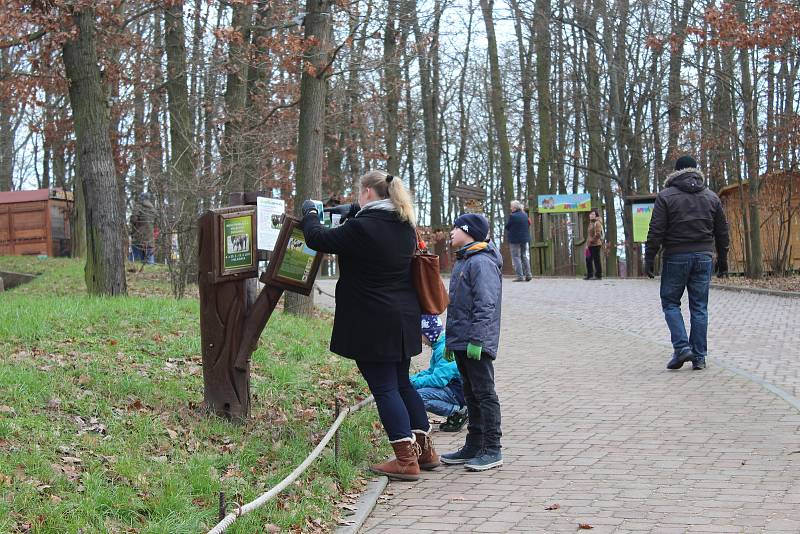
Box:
[212,206,258,282]
[260,215,324,295]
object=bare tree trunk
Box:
[383,0,401,176]
[510,0,535,201]
[479,0,515,212]
[534,0,553,195]
[164,1,200,297]
[62,8,127,295]
[455,1,475,192]
[222,3,253,193]
[285,0,331,316]
[737,3,762,278]
[0,49,13,191]
[410,0,444,226]
[665,0,693,168]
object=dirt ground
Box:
[714,273,800,293]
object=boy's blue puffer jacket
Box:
[445,242,503,359]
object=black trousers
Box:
[454,351,502,452]
[357,358,430,441]
[587,245,602,278]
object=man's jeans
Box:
[455,351,502,452]
[417,386,461,417]
[660,252,713,357]
[510,242,532,279]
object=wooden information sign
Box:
[199,203,324,420]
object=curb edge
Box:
[335,476,389,534]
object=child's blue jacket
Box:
[445,241,503,358]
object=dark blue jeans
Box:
[356,359,430,441]
[660,252,713,357]
[455,351,502,452]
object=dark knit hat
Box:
[453,213,489,242]
[675,155,697,171]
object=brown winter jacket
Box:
[587,219,603,247]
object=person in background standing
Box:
[504,200,532,282]
[130,192,156,264]
[584,208,603,280]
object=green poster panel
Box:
[633,203,654,243]
[277,228,317,283]
[223,215,254,270]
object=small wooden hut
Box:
[717,172,800,274]
[0,188,74,257]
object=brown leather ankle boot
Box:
[412,429,440,470]
[370,437,420,481]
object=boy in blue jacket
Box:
[441,213,504,471]
[411,315,468,432]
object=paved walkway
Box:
[317,278,800,533]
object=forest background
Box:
[1,0,799,298]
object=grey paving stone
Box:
[320,279,800,533]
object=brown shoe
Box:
[413,429,440,470]
[370,437,421,481]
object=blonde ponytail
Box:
[359,170,416,226]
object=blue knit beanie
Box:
[421,314,443,343]
[453,213,489,242]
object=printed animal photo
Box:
[227,234,249,253]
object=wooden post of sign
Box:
[198,210,257,419]
[198,199,326,421]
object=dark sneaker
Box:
[440,407,468,432]
[465,450,503,471]
[512,278,525,282]
[525,276,532,281]
[583,275,593,280]
[667,349,694,370]
[692,356,706,370]
[440,445,481,465]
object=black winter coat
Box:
[645,167,730,265]
[302,208,422,362]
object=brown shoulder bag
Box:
[411,230,450,315]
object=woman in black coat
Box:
[301,170,438,480]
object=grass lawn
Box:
[0,257,386,533]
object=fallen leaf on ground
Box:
[578,524,594,530]
[0,405,16,415]
[45,398,61,410]
[545,503,560,510]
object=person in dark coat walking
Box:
[645,155,730,371]
[301,170,438,481]
[504,200,532,281]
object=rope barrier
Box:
[314,282,336,300]
[206,395,375,534]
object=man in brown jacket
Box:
[584,209,604,280]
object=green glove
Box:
[444,350,455,362]
[466,343,482,360]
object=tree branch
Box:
[0,29,47,50]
